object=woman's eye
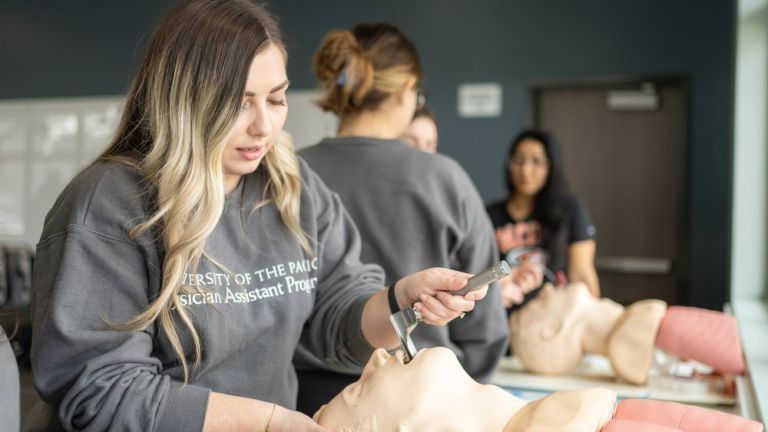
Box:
[269,99,287,107]
[241,100,252,110]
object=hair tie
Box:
[336,67,348,86]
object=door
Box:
[532,79,688,305]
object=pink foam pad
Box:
[655,306,745,374]
[602,419,681,432]
[615,400,763,432]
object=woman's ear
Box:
[394,76,418,105]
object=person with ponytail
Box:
[29,2,488,431]
[297,23,540,415]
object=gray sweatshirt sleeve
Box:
[445,161,509,383]
[0,326,19,432]
[31,225,210,432]
[31,163,214,431]
[297,162,384,370]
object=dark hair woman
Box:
[487,128,600,308]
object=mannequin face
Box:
[509,138,550,198]
[314,347,526,431]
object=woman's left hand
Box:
[394,268,486,325]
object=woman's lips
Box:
[237,145,264,161]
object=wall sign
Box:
[458,83,503,118]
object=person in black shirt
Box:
[487,129,599,307]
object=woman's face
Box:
[402,116,438,153]
[222,43,289,192]
[509,138,550,198]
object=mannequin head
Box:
[510,283,668,384]
[315,347,621,432]
[314,347,526,431]
[509,283,624,374]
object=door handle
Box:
[595,257,673,275]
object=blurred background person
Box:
[487,129,599,306]
[401,105,438,154]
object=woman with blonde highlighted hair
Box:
[297,23,542,415]
[29,2,489,431]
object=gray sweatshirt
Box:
[299,137,508,382]
[0,327,19,432]
[30,159,384,432]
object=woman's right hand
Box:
[395,268,482,326]
[269,405,331,432]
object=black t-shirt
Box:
[485,195,595,276]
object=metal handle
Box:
[454,261,511,296]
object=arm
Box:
[567,240,600,297]
[442,162,510,382]
[565,196,600,297]
[34,226,328,432]
[299,169,486,367]
[361,269,485,349]
[31,227,210,431]
[204,393,329,432]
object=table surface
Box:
[491,354,736,407]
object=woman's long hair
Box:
[99,0,309,382]
[505,129,571,270]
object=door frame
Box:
[526,75,692,304]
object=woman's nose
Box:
[247,105,272,137]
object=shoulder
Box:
[402,150,476,192]
[296,155,332,196]
[414,150,465,175]
[562,194,590,217]
[486,199,507,214]
[485,200,510,226]
[297,140,325,161]
[295,155,340,215]
[40,160,152,243]
[561,194,596,240]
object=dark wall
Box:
[0,0,735,309]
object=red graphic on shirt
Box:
[495,222,541,254]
